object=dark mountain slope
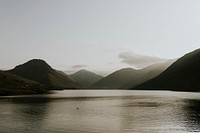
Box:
[124,59,175,88]
[0,70,46,95]
[92,60,175,89]
[69,69,103,88]
[9,59,80,89]
[135,49,200,91]
[92,68,139,89]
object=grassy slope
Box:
[0,70,47,96]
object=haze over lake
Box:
[1,90,200,133]
[1,0,200,132]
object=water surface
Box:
[0,90,200,133]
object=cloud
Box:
[72,64,87,69]
[119,51,167,68]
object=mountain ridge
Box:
[134,48,200,91]
[92,60,174,89]
[69,69,103,88]
[0,70,47,95]
[8,59,80,89]
[92,68,140,89]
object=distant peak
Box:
[27,59,48,64]
[14,59,51,69]
[78,69,88,72]
[71,69,102,77]
[76,69,92,74]
[118,68,136,71]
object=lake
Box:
[0,90,200,133]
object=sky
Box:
[1,0,200,75]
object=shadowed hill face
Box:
[0,70,47,95]
[69,69,103,88]
[124,59,175,88]
[92,60,174,89]
[92,68,140,89]
[135,48,200,91]
[9,59,80,89]
[10,59,52,86]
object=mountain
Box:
[56,70,69,77]
[123,59,175,88]
[92,60,174,89]
[0,70,46,95]
[135,48,200,91]
[69,69,103,88]
[8,59,80,89]
[92,68,138,89]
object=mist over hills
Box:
[135,48,200,91]
[1,47,200,96]
[69,69,103,88]
[0,70,46,95]
[8,59,80,89]
[92,68,138,89]
[124,59,176,88]
[92,59,174,89]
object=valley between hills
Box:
[1,48,200,95]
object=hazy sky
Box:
[1,0,200,75]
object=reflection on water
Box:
[0,97,51,133]
[183,99,200,132]
[0,90,200,133]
